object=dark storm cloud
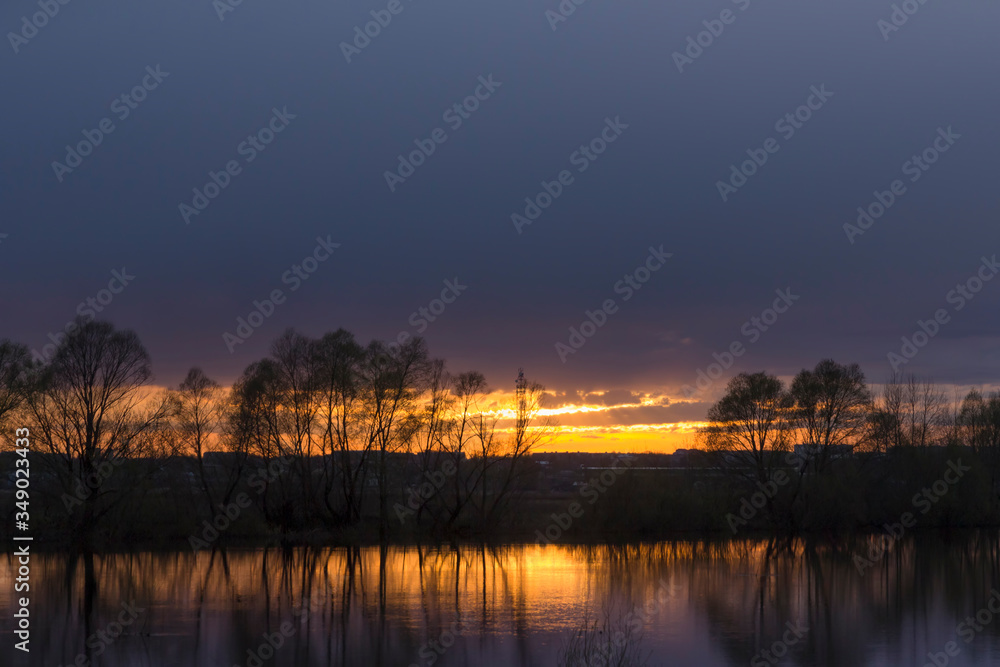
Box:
[580,389,646,407]
[539,389,646,409]
[1,0,998,400]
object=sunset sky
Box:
[2,1,999,453]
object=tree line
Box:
[3,322,999,546]
[699,360,1000,533]
[0,318,550,549]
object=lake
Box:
[3,533,1000,666]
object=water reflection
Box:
[3,533,1000,666]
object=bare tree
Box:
[228,358,290,529]
[403,359,454,528]
[902,374,947,447]
[0,340,33,428]
[451,371,493,527]
[479,373,551,528]
[312,329,365,525]
[789,359,871,472]
[358,338,430,541]
[703,372,792,486]
[270,329,321,522]
[171,367,226,517]
[957,389,1000,509]
[868,373,946,450]
[866,376,903,455]
[23,319,172,547]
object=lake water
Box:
[4,534,1000,666]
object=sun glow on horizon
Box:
[151,381,706,454]
[467,389,706,453]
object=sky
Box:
[1,0,999,452]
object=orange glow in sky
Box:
[486,390,707,454]
[159,383,708,455]
[537,422,705,454]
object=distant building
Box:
[793,443,854,461]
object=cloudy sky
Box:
[2,0,998,451]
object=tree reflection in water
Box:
[4,533,1000,666]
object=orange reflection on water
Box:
[5,536,1000,666]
